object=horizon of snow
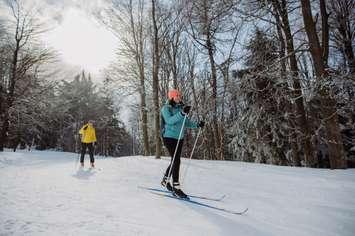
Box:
[1,150,355,235]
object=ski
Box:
[91,167,102,171]
[150,191,248,215]
[138,186,226,202]
[77,167,102,172]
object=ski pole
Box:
[166,114,187,183]
[181,127,201,186]
[75,151,80,169]
[75,132,80,169]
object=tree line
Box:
[0,0,133,157]
[1,0,354,168]
[101,0,354,168]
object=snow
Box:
[1,150,355,236]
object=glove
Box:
[93,142,97,146]
[198,121,205,128]
[182,105,191,115]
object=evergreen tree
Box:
[228,29,289,164]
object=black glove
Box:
[198,121,205,128]
[182,105,191,115]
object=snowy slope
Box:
[1,150,355,236]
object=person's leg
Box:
[163,138,184,182]
[171,141,187,199]
[171,140,183,183]
[161,138,187,198]
[88,143,94,166]
[80,143,87,165]
[161,138,177,191]
[163,138,178,178]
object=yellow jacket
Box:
[79,123,97,143]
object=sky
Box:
[0,0,134,126]
[1,0,117,76]
[43,7,117,75]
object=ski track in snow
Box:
[1,150,355,236]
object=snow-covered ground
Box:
[1,150,355,236]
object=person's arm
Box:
[161,105,185,124]
[185,118,198,129]
[79,125,86,135]
[93,128,97,143]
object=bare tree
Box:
[151,0,162,158]
[300,0,346,168]
[328,0,355,74]
[0,0,53,151]
[268,0,315,166]
[102,0,151,156]
[186,0,237,160]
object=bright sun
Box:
[44,8,117,75]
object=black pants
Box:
[80,143,94,163]
[163,138,184,183]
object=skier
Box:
[160,89,205,198]
[79,120,97,168]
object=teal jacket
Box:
[161,101,198,140]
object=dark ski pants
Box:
[163,137,184,183]
[80,143,94,164]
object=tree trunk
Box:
[0,39,19,151]
[300,0,346,169]
[319,0,329,65]
[139,72,150,156]
[344,39,355,74]
[272,0,316,166]
[274,11,300,165]
[0,79,3,119]
[152,0,162,159]
[128,0,150,156]
[205,21,220,160]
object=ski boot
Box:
[161,176,173,192]
[172,182,188,199]
[90,162,95,168]
[80,162,84,168]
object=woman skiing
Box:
[160,89,205,198]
